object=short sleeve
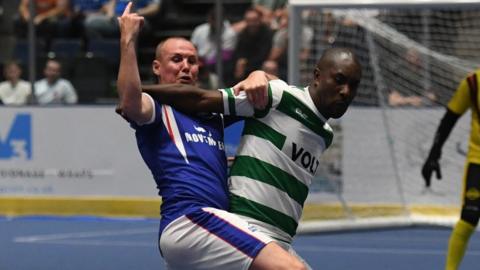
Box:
[447,76,471,116]
[219,79,287,118]
[219,87,254,117]
[126,93,161,128]
[141,93,157,125]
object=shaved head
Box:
[155,37,195,60]
[316,47,361,75]
[152,37,199,85]
[309,47,362,119]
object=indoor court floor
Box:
[1,216,479,270]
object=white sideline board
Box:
[0,106,469,207]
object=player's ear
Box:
[152,60,161,77]
[314,67,321,79]
[313,68,321,87]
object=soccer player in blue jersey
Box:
[116,3,306,270]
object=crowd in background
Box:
[0,0,468,106]
[0,0,300,105]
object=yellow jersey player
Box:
[422,70,480,270]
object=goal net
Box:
[288,0,480,232]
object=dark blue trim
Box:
[186,209,266,259]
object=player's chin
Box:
[330,104,349,119]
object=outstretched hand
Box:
[118,2,144,42]
[421,157,442,188]
[233,71,269,109]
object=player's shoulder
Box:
[268,79,300,93]
[272,79,308,94]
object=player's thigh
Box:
[460,162,480,225]
[250,242,307,270]
[160,207,273,270]
[286,246,313,270]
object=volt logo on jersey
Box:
[0,113,32,160]
[291,142,319,174]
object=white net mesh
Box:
[290,3,480,229]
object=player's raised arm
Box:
[116,2,153,124]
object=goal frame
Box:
[288,0,480,85]
[288,0,480,233]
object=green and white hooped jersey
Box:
[220,79,333,243]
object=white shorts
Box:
[159,207,274,270]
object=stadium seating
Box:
[71,56,113,104]
[49,39,83,59]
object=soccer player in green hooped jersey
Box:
[422,70,480,270]
[143,47,362,262]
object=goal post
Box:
[288,0,480,232]
[288,0,480,85]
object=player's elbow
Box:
[197,90,223,113]
[118,98,142,120]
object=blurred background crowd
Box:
[0,0,296,105]
[0,0,474,107]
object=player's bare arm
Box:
[142,84,224,114]
[142,70,275,113]
[116,2,153,124]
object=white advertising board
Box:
[0,106,157,197]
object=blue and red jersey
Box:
[131,96,229,235]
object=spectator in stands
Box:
[34,59,77,104]
[190,7,237,75]
[386,48,436,107]
[231,8,273,84]
[84,0,160,39]
[197,58,219,90]
[232,0,286,33]
[253,0,287,29]
[264,9,313,81]
[0,61,31,105]
[261,59,278,78]
[0,0,17,63]
[70,0,107,39]
[14,0,72,41]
